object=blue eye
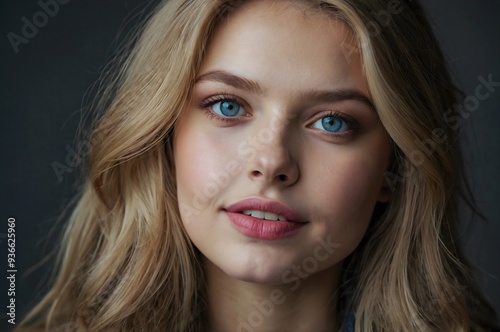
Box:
[212,100,245,117]
[312,114,350,133]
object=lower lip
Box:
[226,211,306,240]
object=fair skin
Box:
[174,1,391,331]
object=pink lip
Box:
[225,197,305,222]
[224,197,307,240]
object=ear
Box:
[377,174,393,203]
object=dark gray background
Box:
[1,0,499,330]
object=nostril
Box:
[251,170,262,177]
[278,174,288,182]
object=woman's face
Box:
[174,1,391,284]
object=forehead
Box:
[200,0,366,96]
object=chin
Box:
[215,254,295,285]
[226,267,287,285]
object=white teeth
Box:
[241,210,288,221]
[264,212,279,220]
[252,210,265,219]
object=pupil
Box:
[322,116,341,132]
[221,101,239,116]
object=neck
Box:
[204,260,341,332]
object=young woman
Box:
[19,0,498,331]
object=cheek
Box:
[330,161,381,209]
[175,127,218,205]
[304,147,389,255]
[174,120,244,216]
[308,150,386,211]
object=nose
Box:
[246,118,299,188]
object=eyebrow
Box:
[196,70,262,94]
[300,89,375,110]
[195,70,375,110]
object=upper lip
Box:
[225,197,306,223]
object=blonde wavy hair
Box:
[19,0,498,331]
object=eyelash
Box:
[199,93,248,123]
[199,94,360,139]
[310,111,360,139]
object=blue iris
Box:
[313,115,348,133]
[213,100,242,117]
